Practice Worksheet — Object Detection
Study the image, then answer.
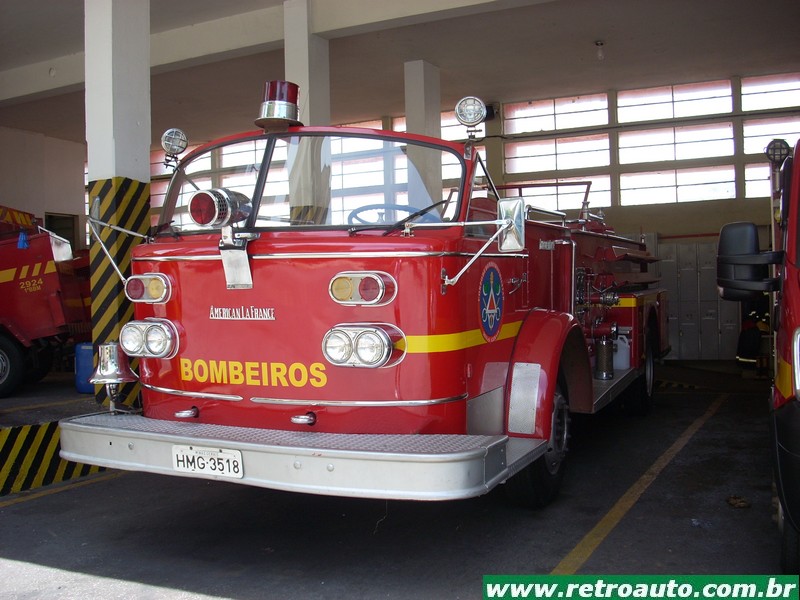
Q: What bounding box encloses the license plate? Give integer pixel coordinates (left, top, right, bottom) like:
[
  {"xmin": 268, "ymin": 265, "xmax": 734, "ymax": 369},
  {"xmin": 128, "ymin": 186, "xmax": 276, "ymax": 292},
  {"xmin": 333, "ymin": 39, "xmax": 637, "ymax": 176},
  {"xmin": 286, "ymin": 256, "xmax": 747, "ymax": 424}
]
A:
[{"xmin": 172, "ymin": 445, "xmax": 243, "ymax": 479}]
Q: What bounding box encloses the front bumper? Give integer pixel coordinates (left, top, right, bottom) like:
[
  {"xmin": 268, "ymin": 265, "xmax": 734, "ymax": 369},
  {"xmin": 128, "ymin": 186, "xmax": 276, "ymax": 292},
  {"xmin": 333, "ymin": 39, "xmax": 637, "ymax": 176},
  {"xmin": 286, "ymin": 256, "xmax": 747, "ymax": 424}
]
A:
[{"xmin": 59, "ymin": 413, "xmax": 530, "ymax": 501}]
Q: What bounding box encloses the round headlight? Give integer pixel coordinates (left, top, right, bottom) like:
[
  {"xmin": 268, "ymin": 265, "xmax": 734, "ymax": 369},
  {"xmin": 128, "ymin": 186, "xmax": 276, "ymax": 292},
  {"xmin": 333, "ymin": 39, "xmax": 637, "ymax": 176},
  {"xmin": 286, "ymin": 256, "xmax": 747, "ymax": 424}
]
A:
[
  {"xmin": 323, "ymin": 330, "xmax": 352, "ymax": 364},
  {"xmin": 120, "ymin": 325, "xmax": 144, "ymax": 355},
  {"xmin": 455, "ymin": 96, "xmax": 487, "ymax": 127},
  {"xmin": 144, "ymin": 325, "xmax": 170, "ymax": 357},
  {"xmin": 354, "ymin": 330, "xmax": 390, "ymax": 366}
]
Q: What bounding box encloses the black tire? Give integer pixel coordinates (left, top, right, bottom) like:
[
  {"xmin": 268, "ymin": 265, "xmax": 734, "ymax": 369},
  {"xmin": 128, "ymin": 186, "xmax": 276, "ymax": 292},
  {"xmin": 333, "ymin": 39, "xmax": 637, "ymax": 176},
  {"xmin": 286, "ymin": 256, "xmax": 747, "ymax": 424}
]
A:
[
  {"xmin": 626, "ymin": 330, "xmax": 655, "ymax": 416},
  {"xmin": 780, "ymin": 501, "xmax": 800, "ymax": 573},
  {"xmin": 505, "ymin": 386, "xmax": 570, "ymax": 509},
  {"xmin": 0, "ymin": 335, "xmax": 26, "ymax": 398},
  {"xmin": 25, "ymin": 345, "xmax": 53, "ymax": 383}
]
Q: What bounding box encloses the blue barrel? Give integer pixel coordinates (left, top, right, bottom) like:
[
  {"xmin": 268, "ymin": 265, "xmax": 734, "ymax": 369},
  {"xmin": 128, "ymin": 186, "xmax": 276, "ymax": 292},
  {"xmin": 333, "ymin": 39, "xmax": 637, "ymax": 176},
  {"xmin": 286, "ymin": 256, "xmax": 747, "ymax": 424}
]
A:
[{"xmin": 75, "ymin": 342, "xmax": 95, "ymax": 393}]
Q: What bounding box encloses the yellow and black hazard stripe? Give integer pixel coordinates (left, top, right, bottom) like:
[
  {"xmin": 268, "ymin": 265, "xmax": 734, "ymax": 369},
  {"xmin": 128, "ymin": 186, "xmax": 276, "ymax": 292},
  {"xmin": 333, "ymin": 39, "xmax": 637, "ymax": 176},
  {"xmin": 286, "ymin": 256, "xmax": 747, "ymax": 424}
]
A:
[
  {"xmin": 0, "ymin": 422, "xmax": 104, "ymax": 496},
  {"xmin": 88, "ymin": 176, "xmax": 150, "ymax": 406}
]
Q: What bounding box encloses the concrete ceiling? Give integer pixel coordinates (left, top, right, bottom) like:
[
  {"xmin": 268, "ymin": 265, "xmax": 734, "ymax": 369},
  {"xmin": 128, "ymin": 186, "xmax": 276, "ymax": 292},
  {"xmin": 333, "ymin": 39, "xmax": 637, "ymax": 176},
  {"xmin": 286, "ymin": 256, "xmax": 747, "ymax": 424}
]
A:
[{"xmin": 0, "ymin": 0, "xmax": 798, "ymax": 150}]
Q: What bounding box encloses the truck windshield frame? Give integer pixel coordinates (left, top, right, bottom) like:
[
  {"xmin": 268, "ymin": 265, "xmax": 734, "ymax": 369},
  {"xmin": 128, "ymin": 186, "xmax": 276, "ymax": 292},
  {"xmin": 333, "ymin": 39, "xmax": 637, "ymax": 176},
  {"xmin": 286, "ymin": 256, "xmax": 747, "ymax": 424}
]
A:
[{"xmin": 158, "ymin": 130, "xmax": 467, "ymax": 234}]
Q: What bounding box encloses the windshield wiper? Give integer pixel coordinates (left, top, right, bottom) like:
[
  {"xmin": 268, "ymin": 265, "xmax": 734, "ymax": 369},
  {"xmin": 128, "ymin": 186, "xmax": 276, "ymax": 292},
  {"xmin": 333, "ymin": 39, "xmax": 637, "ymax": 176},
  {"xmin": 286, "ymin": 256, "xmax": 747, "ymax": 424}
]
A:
[
  {"xmin": 382, "ymin": 200, "xmax": 449, "ymax": 236},
  {"xmin": 149, "ymin": 221, "xmax": 179, "ymax": 239},
  {"xmin": 347, "ymin": 200, "xmax": 449, "ymax": 236}
]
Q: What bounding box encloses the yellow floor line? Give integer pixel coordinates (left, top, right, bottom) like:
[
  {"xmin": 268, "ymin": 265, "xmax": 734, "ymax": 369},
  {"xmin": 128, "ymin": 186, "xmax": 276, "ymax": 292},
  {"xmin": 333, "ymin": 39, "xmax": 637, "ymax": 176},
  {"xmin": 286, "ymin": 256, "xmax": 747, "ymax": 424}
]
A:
[
  {"xmin": 0, "ymin": 398, "xmax": 91, "ymax": 414},
  {"xmin": 551, "ymin": 394, "xmax": 728, "ymax": 574},
  {"xmin": 0, "ymin": 471, "xmax": 124, "ymax": 509}
]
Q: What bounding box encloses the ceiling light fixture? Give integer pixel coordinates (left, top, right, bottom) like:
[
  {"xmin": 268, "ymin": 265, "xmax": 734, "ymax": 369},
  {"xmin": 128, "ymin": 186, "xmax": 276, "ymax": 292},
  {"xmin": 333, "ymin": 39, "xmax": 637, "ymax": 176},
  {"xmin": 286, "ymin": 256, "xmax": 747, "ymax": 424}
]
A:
[{"xmin": 595, "ymin": 40, "xmax": 605, "ymax": 61}]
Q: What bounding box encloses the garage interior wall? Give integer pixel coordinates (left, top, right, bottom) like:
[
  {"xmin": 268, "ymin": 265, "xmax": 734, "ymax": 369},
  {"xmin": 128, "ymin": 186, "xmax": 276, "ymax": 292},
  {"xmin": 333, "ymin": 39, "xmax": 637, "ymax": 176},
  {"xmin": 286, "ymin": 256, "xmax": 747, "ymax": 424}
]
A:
[
  {"xmin": 1, "ymin": 0, "xmax": 797, "ymax": 362},
  {"xmin": 0, "ymin": 126, "xmax": 86, "ymax": 242}
]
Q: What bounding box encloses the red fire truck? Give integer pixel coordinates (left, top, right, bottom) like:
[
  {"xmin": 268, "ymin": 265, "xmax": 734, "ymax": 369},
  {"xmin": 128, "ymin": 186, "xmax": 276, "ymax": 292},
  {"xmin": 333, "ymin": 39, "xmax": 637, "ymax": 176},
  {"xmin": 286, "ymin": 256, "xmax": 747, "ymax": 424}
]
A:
[
  {"xmin": 0, "ymin": 206, "xmax": 91, "ymax": 397},
  {"xmin": 60, "ymin": 81, "xmax": 668, "ymax": 506},
  {"xmin": 717, "ymin": 138, "xmax": 799, "ymax": 571}
]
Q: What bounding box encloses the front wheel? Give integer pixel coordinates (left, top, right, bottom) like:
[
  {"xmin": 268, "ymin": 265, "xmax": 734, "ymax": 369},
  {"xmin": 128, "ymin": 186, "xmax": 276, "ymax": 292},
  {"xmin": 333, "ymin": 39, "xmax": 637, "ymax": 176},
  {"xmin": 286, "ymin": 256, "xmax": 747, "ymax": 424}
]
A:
[
  {"xmin": 626, "ymin": 330, "xmax": 655, "ymax": 416},
  {"xmin": 25, "ymin": 345, "xmax": 53, "ymax": 383},
  {"xmin": 505, "ymin": 387, "xmax": 570, "ymax": 509},
  {"xmin": 0, "ymin": 335, "xmax": 25, "ymax": 398},
  {"xmin": 780, "ymin": 501, "xmax": 800, "ymax": 573}
]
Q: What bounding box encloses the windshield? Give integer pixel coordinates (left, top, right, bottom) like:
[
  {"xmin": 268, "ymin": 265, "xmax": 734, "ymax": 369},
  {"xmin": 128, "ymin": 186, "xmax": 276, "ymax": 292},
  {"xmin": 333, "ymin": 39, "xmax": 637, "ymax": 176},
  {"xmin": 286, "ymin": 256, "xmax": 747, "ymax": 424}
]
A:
[{"xmin": 161, "ymin": 132, "xmax": 465, "ymax": 231}]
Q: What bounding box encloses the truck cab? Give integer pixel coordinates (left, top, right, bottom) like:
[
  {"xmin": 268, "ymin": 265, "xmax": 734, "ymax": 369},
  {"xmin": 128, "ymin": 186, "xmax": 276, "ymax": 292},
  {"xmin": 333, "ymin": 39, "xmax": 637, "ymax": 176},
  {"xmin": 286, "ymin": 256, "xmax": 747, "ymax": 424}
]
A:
[{"xmin": 717, "ymin": 138, "xmax": 799, "ymax": 571}]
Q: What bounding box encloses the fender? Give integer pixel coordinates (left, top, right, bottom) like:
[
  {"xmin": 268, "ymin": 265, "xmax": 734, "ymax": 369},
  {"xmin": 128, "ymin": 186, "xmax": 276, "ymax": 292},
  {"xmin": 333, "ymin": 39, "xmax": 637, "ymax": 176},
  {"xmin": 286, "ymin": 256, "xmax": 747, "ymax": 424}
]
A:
[
  {"xmin": 505, "ymin": 308, "xmax": 591, "ymax": 440},
  {"xmin": 0, "ymin": 320, "xmax": 32, "ymax": 347}
]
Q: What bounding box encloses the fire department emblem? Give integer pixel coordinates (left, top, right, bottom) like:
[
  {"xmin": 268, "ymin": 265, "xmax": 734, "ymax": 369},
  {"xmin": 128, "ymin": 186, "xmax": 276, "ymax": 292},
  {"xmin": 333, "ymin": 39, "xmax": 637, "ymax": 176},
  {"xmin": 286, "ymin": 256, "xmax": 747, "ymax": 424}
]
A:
[{"xmin": 479, "ymin": 263, "xmax": 503, "ymax": 342}]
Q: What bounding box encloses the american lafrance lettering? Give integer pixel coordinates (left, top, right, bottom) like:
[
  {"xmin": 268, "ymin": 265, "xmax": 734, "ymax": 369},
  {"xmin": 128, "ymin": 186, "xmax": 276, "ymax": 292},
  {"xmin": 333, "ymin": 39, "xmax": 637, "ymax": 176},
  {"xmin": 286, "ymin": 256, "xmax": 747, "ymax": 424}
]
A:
[{"xmin": 209, "ymin": 305, "xmax": 276, "ymax": 320}]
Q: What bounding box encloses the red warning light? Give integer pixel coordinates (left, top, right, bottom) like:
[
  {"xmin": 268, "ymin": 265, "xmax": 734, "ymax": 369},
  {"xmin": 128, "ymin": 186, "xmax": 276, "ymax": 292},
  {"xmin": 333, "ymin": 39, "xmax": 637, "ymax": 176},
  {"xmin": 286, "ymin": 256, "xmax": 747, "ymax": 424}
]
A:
[
  {"xmin": 256, "ymin": 80, "xmax": 301, "ymax": 130},
  {"xmin": 263, "ymin": 80, "xmax": 298, "ymax": 104}
]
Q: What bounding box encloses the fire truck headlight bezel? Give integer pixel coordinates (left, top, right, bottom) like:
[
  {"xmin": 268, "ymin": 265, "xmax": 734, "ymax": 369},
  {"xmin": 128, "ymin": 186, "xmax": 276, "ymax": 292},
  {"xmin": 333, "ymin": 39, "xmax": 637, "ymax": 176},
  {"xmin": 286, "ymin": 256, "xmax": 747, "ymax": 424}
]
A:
[
  {"xmin": 354, "ymin": 330, "xmax": 392, "ymax": 366},
  {"xmin": 120, "ymin": 325, "xmax": 144, "ymax": 356},
  {"xmin": 322, "ymin": 324, "xmax": 404, "ymax": 368},
  {"xmin": 125, "ymin": 273, "xmax": 171, "ymax": 303},
  {"xmin": 328, "ymin": 272, "xmax": 397, "ymax": 306},
  {"xmin": 144, "ymin": 325, "xmax": 171, "ymax": 357},
  {"xmin": 120, "ymin": 319, "xmax": 179, "ymax": 359},
  {"xmin": 322, "ymin": 329, "xmax": 353, "ymax": 364}
]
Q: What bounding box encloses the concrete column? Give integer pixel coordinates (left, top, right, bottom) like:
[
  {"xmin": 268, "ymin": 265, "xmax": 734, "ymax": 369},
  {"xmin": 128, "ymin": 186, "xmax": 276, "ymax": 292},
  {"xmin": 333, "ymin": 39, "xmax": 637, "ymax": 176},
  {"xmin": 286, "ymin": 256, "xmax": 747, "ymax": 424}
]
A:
[
  {"xmin": 404, "ymin": 60, "xmax": 441, "ymax": 138},
  {"xmin": 84, "ymin": 0, "xmax": 151, "ymax": 407},
  {"xmin": 284, "ymin": 0, "xmax": 330, "ymax": 126},
  {"xmin": 404, "ymin": 60, "xmax": 442, "ymax": 204}
]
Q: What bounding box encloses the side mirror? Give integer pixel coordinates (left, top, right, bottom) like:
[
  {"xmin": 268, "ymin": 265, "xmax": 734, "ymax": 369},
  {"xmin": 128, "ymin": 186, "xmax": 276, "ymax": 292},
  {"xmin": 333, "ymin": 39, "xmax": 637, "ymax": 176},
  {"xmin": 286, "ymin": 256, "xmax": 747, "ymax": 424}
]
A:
[
  {"xmin": 498, "ymin": 197, "xmax": 525, "ymax": 252},
  {"xmin": 716, "ymin": 222, "xmax": 782, "ymax": 301}
]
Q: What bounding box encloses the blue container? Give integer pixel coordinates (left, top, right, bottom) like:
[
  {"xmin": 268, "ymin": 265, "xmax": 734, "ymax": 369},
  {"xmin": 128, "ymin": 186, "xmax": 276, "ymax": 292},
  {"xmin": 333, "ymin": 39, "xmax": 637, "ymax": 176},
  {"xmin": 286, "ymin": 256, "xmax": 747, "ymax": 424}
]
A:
[{"xmin": 75, "ymin": 342, "xmax": 95, "ymax": 394}]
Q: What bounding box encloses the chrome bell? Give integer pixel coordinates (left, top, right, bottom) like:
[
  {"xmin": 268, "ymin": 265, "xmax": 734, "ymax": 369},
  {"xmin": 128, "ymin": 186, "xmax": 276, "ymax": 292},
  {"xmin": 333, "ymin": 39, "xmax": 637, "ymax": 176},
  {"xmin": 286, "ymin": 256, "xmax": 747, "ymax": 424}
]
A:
[
  {"xmin": 90, "ymin": 342, "xmax": 137, "ymax": 385},
  {"xmin": 90, "ymin": 342, "xmax": 138, "ymax": 413}
]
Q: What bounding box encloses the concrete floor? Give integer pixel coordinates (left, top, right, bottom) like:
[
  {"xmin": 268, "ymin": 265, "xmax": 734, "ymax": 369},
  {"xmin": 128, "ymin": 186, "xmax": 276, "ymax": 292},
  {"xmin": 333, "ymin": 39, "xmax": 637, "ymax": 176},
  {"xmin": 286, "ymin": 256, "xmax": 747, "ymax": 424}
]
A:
[{"xmin": 0, "ymin": 361, "xmax": 779, "ymax": 598}]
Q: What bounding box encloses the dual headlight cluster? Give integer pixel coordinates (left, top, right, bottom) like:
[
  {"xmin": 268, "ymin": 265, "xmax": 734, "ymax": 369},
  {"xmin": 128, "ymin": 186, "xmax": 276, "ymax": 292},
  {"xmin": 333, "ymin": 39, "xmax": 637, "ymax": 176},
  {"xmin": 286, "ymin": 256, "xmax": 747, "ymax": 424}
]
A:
[
  {"xmin": 120, "ymin": 319, "xmax": 179, "ymax": 359},
  {"xmin": 322, "ymin": 325, "xmax": 403, "ymax": 368},
  {"xmin": 122, "ymin": 274, "xmax": 179, "ymax": 358}
]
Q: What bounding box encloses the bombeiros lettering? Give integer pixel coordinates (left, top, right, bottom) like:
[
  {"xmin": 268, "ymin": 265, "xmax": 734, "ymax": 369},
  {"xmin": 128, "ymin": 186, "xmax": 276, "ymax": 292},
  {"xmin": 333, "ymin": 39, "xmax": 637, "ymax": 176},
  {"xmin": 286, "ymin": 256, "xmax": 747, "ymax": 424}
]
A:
[
  {"xmin": 209, "ymin": 305, "xmax": 276, "ymax": 321},
  {"xmin": 180, "ymin": 358, "xmax": 327, "ymax": 388}
]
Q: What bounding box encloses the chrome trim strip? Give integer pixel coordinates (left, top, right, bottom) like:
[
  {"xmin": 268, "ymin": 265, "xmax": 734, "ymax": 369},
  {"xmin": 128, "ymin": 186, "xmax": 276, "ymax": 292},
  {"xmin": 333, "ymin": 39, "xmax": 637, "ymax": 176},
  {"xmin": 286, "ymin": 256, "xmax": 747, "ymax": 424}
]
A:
[
  {"xmin": 249, "ymin": 393, "xmax": 468, "ymax": 407},
  {"xmin": 134, "ymin": 255, "xmax": 221, "ymax": 262},
  {"xmin": 254, "ymin": 251, "xmax": 442, "ymax": 260},
  {"xmin": 134, "ymin": 251, "xmax": 527, "ymax": 262},
  {"xmin": 141, "ymin": 382, "xmax": 243, "ymax": 402}
]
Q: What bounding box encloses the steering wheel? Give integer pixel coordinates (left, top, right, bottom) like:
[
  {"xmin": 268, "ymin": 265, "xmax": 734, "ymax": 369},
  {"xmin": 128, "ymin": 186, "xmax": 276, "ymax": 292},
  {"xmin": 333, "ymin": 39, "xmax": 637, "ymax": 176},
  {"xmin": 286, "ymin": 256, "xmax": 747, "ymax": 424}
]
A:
[{"xmin": 347, "ymin": 203, "xmax": 441, "ymax": 225}]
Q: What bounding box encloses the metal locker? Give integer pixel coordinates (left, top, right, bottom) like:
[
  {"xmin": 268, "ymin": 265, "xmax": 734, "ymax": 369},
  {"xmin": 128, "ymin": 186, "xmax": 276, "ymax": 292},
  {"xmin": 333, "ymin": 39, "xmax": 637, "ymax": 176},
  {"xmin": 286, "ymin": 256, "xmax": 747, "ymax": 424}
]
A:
[
  {"xmin": 700, "ymin": 300, "xmax": 720, "ymax": 359},
  {"xmin": 719, "ymin": 298, "xmax": 740, "ymax": 360}
]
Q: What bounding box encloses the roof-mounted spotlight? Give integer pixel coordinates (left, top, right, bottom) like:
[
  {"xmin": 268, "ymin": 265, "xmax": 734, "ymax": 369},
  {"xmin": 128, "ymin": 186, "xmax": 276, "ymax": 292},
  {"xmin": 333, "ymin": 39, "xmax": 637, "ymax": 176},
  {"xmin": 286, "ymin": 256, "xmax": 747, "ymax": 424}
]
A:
[
  {"xmin": 455, "ymin": 96, "xmax": 487, "ymax": 128},
  {"xmin": 160, "ymin": 128, "xmax": 188, "ymax": 169},
  {"xmin": 455, "ymin": 96, "xmax": 488, "ymax": 141},
  {"xmin": 765, "ymin": 138, "xmax": 792, "ymax": 167}
]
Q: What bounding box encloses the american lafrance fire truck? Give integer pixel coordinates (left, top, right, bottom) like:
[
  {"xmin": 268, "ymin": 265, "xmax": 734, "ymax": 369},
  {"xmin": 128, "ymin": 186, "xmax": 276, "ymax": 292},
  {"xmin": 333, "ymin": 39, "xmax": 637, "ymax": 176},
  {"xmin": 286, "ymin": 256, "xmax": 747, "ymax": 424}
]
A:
[{"xmin": 60, "ymin": 81, "xmax": 669, "ymax": 506}]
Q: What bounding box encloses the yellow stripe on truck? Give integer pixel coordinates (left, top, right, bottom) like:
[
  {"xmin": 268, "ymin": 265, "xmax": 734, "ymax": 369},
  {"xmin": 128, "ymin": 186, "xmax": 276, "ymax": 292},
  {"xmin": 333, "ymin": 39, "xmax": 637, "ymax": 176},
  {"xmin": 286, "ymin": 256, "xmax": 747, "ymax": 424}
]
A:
[{"xmin": 403, "ymin": 320, "xmax": 522, "ymax": 353}]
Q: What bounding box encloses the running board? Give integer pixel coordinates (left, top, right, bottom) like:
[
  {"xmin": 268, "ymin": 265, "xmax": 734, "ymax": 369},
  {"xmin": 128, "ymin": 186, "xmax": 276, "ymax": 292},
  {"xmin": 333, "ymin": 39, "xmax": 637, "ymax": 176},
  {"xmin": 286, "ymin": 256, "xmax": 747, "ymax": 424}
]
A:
[{"xmin": 591, "ymin": 367, "xmax": 640, "ymax": 412}]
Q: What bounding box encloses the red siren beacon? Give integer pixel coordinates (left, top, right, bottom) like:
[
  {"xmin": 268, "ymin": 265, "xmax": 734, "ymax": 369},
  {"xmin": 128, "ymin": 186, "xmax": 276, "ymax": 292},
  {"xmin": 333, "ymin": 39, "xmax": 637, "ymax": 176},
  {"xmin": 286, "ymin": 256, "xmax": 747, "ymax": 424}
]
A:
[{"xmin": 255, "ymin": 80, "xmax": 302, "ymax": 130}]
